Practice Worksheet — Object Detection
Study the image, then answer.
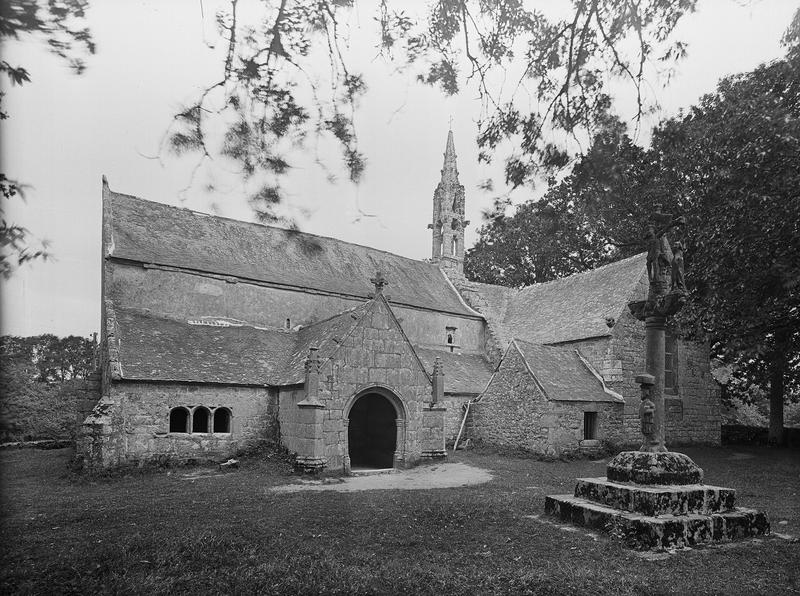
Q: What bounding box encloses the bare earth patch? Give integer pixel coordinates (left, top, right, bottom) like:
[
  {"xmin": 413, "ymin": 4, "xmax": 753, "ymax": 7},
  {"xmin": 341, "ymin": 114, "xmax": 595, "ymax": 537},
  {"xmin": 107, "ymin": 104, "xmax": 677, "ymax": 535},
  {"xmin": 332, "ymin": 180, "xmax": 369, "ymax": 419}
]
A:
[{"xmin": 269, "ymin": 462, "xmax": 492, "ymax": 493}]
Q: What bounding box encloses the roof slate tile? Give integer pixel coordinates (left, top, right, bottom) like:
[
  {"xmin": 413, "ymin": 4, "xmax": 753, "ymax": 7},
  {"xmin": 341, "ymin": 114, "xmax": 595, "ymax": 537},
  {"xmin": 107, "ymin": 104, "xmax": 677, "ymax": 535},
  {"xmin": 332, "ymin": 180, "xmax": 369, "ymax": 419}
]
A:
[
  {"xmin": 514, "ymin": 340, "xmax": 622, "ymax": 403},
  {"xmin": 107, "ymin": 190, "xmax": 476, "ymax": 317}
]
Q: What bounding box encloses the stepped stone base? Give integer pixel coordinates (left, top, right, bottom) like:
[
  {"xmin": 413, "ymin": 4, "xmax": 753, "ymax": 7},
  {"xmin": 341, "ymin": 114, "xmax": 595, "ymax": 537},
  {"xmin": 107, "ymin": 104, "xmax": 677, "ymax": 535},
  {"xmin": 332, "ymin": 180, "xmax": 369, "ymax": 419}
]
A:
[
  {"xmin": 545, "ymin": 451, "xmax": 769, "ymax": 549},
  {"xmin": 545, "ymin": 495, "xmax": 769, "ymax": 549}
]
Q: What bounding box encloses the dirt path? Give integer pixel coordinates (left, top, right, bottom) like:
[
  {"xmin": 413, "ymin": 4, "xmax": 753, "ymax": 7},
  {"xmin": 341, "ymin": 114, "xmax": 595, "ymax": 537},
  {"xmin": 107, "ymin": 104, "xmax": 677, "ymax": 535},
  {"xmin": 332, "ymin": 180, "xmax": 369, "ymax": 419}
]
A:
[{"xmin": 269, "ymin": 462, "xmax": 493, "ymax": 493}]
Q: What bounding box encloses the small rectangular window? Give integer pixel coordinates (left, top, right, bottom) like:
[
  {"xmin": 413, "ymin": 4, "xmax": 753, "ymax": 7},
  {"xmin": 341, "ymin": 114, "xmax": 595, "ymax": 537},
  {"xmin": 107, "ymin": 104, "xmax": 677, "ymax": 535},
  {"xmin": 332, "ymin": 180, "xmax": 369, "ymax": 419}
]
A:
[
  {"xmin": 665, "ymin": 331, "xmax": 678, "ymax": 393},
  {"xmin": 584, "ymin": 412, "xmax": 598, "ymax": 440}
]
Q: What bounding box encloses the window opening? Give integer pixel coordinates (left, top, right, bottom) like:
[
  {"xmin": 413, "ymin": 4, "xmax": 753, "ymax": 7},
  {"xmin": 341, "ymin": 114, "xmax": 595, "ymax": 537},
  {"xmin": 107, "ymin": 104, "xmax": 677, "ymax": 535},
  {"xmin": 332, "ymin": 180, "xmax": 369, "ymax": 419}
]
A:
[
  {"xmin": 213, "ymin": 408, "xmax": 231, "ymax": 433},
  {"xmin": 192, "ymin": 407, "xmax": 210, "ymax": 433},
  {"xmin": 665, "ymin": 331, "xmax": 677, "ymax": 392},
  {"xmin": 451, "ymin": 236, "xmax": 457, "ymax": 255},
  {"xmin": 584, "ymin": 412, "xmax": 598, "ymax": 440},
  {"xmin": 169, "ymin": 407, "xmax": 189, "ymax": 433},
  {"xmin": 445, "ymin": 326, "xmax": 457, "ymax": 352}
]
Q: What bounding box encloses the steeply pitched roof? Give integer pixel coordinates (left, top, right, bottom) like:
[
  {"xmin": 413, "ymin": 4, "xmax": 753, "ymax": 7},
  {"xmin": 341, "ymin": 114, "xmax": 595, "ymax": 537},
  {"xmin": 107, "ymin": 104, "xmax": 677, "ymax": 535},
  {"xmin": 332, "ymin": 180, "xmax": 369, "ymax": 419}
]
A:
[
  {"xmin": 514, "ymin": 340, "xmax": 623, "ymax": 403},
  {"xmin": 415, "ymin": 347, "xmax": 494, "ymax": 395},
  {"xmin": 500, "ymin": 254, "xmax": 647, "ymax": 344},
  {"xmin": 105, "ymin": 188, "xmax": 478, "ymax": 317}
]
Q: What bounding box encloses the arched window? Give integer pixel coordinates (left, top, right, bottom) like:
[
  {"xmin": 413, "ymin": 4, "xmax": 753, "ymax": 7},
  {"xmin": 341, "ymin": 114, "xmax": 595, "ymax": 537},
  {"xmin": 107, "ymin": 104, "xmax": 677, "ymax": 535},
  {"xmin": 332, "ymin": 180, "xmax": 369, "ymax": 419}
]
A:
[
  {"xmin": 451, "ymin": 236, "xmax": 458, "ymax": 255},
  {"xmin": 169, "ymin": 407, "xmax": 189, "ymax": 433},
  {"xmin": 213, "ymin": 408, "xmax": 231, "ymax": 433},
  {"xmin": 192, "ymin": 407, "xmax": 210, "ymax": 433}
]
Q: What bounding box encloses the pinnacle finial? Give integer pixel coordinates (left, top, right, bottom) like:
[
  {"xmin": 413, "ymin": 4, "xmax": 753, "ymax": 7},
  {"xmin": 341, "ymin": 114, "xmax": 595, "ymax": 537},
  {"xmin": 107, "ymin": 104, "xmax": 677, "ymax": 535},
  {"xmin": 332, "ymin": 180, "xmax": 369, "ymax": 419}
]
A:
[
  {"xmin": 370, "ymin": 271, "xmax": 388, "ymax": 294},
  {"xmin": 442, "ymin": 128, "xmax": 457, "ymax": 176}
]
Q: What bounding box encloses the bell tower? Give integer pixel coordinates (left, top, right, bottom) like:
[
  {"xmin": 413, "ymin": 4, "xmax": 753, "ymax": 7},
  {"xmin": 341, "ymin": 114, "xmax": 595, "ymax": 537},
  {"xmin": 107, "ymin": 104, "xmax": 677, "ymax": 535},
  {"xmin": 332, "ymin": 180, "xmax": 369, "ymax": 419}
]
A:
[{"xmin": 428, "ymin": 129, "xmax": 468, "ymax": 275}]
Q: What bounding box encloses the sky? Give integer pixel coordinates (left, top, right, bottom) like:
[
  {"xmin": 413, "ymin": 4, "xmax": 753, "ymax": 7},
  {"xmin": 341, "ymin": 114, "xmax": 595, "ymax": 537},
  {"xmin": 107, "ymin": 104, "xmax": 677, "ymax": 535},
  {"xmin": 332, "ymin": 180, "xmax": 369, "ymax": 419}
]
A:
[{"xmin": 0, "ymin": 0, "xmax": 797, "ymax": 338}]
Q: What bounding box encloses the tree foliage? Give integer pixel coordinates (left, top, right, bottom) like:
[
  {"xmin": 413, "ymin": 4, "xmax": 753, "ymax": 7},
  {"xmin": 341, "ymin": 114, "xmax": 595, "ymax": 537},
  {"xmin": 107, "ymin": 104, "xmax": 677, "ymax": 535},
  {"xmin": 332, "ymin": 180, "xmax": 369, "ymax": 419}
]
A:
[
  {"xmin": 465, "ymin": 35, "xmax": 800, "ymax": 440},
  {"xmin": 0, "ymin": 334, "xmax": 96, "ymax": 383},
  {"xmin": 0, "ymin": 0, "xmax": 94, "ymax": 276},
  {"xmin": 168, "ymin": 0, "xmax": 697, "ymax": 220}
]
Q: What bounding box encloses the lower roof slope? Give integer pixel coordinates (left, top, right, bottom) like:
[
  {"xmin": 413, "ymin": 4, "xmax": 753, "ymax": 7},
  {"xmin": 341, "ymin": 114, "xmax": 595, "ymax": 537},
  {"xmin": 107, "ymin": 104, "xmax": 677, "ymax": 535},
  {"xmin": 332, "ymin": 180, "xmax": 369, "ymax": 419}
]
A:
[
  {"xmin": 110, "ymin": 302, "xmax": 489, "ymax": 394},
  {"xmin": 415, "ymin": 347, "xmax": 494, "ymax": 395},
  {"xmin": 514, "ymin": 340, "xmax": 622, "ymax": 403},
  {"xmin": 113, "ymin": 307, "xmax": 297, "ymax": 385}
]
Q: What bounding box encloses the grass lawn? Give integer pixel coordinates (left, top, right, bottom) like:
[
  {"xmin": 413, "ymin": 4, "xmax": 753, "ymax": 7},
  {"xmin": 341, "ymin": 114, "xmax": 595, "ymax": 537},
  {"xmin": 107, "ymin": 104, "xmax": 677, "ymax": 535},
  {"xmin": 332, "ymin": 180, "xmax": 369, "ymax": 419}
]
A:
[{"xmin": 1, "ymin": 445, "xmax": 798, "ymax": 595}]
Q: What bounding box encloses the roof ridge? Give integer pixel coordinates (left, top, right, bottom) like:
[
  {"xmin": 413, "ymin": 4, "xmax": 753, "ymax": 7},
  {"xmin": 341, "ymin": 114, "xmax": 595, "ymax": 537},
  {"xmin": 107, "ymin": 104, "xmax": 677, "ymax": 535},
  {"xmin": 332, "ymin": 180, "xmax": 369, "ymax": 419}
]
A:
[{"xmin": 517, "ymin": 252, "xmax": 647, "ymax": 293}]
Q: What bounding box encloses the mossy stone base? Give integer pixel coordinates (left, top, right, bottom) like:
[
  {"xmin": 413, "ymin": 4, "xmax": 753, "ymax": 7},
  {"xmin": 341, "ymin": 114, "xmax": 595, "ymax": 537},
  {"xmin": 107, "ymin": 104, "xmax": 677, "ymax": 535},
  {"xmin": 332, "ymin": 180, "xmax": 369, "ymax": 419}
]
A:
[
  {"xmin": 544, "ymin": 495, "xmax": 770, "ymax": 549},
  {"xmin": 606, "ymin": 450, "xmax": 703, "ymax": 485},
  {"xmin": 575, "ymin": 477, "xmax": 736, "ymax": 517}
]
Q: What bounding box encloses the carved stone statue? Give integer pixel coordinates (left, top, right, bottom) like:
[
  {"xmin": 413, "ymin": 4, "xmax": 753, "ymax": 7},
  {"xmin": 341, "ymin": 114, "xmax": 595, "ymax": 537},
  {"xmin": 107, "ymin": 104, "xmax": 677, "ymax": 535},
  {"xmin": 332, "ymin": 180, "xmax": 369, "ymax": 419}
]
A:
[
  {"xmin": 671, "ymin": 241, "xmax": 686, "ymax": 294},
  {"xmin": 645, "ymin": 225, "xmax": 659, "ymax": 283},
  {"xmin": 636, "ymin": 373, "xmax": 657, "ymax": 450}
]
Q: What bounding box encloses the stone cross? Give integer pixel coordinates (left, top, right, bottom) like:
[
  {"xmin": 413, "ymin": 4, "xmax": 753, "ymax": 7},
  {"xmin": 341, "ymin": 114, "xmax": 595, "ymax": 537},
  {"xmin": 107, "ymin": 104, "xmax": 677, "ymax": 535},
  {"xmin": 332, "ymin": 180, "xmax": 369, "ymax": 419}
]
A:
[{"xmin": 628, "ymin": 206, "xmax": 690, "ymax": 452}]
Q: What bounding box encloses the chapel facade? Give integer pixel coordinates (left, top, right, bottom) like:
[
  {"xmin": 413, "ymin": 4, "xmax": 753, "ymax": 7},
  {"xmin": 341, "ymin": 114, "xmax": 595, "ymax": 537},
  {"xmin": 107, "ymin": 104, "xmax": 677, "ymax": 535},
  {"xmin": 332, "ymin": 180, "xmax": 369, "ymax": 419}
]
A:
[{"xmin": 77, "ymin": 131, "xmax": 721, "ymax": 471}]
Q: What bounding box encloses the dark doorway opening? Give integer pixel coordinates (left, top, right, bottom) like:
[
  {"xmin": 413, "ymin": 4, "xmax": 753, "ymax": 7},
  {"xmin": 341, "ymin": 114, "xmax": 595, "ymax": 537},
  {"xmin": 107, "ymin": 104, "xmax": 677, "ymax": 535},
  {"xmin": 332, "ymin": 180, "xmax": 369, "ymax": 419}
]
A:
[{"xmin": 348, "ymin": 393, "xmax": 397, "ymax": 469}]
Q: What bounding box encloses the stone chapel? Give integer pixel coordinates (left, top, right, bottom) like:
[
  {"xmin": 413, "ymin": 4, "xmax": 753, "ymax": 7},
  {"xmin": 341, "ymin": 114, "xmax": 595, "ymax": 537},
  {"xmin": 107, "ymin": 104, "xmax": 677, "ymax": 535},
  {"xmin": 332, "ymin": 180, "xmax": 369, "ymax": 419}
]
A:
[{"xmin": 77, "ymin": 131, "xmax": 721, "ymax": 471}]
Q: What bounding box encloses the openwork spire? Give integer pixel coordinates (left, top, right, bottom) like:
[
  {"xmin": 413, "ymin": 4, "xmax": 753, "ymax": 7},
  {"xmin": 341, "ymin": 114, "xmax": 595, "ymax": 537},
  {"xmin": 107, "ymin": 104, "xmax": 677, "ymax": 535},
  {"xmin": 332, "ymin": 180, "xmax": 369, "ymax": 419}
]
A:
[
  {"xmin": 441, "ymin": 129, "xmax": 459, "ymax": 185},
  {"xmin": 429, "ymin": 128, "xmax": 468, "ymax": 275}
]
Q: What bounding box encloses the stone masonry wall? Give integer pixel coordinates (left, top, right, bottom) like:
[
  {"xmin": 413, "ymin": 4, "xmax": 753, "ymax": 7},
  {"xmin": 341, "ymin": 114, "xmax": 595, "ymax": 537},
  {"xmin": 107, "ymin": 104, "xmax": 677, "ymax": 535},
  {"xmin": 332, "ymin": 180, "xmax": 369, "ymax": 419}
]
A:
[
  {"xmin": 468, "ymin": 346, "xmax": 623, "ymax": 456},
  {"xmin": 77, "ymin": 382, "xmax": 279, "ymax": 468},
  {"xmin": 553, "ymin": 307, "xmax": 720, "ymax": 447},
  {"xmin": 107, "ymin": 262, "xmax": 485, "ymax": 353},
  {"xmin": 440, "ymin": 394, "xmax": 475, "ymax": 444}
]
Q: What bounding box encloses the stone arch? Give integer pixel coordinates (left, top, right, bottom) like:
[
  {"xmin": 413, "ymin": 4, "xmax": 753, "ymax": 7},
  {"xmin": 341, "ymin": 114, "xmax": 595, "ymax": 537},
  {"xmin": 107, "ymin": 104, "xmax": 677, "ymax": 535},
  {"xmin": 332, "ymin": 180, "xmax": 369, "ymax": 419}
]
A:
[{"xmin": 344, "ymin": 386, "xmax": 407, "ymax": 471}]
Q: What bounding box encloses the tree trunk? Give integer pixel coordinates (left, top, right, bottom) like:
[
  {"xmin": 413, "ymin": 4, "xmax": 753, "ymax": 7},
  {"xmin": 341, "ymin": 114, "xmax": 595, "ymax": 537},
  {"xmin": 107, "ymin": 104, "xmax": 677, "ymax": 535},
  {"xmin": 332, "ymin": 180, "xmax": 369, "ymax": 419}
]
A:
[{"xmin": 768, "ymin": 333, "xmax": 787, "ymax": 446}]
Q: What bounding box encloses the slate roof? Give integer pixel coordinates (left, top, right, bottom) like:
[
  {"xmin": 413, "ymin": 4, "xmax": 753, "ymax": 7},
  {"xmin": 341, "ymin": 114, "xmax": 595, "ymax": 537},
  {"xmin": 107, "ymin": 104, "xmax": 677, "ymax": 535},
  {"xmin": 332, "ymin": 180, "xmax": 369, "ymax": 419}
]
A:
[
  {"xmin": 415, "ymin": 347, "xmax": 494, "ymax": 395},
  {"xmin": 514, "ymin": 340, "xmax": 623, "ymax": 403},
  {"xmin": 500, "ymin": 254, "xmax": 647, "ymax": 345},
  {"xmin": 277, "ymin": 303, "xmax": 370, "ymax": 385},
  {"xmin": 106, "ymin": 189, "xmax": 477, "ymax": 317},
  {"xmin": 113, "ymin": 307, "xmax": 297, "ymax": 385}
]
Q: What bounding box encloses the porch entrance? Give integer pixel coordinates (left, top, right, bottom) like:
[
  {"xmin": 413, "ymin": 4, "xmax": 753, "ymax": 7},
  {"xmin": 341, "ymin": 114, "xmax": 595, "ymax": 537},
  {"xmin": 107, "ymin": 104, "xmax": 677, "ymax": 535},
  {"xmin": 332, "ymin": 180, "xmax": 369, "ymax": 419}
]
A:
[{"xmin": 347, "ymin": 392, "xmax": 397, "ymax": 469}]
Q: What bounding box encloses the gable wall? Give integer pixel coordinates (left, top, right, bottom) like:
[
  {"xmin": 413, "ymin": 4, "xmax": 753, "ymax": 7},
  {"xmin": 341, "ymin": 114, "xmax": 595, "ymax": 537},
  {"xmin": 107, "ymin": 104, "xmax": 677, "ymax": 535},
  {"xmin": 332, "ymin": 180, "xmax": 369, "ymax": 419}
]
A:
[
  {"xmin": 468, "ymin": 346, "xmax": 623, "ymax": 455},
  {"xmin": 105, "ymin": 261, "xmax": 485, "ymax": 353},
  {"xmin": 313, "ymin": 298, "xmax": 436, "ymax": 469}
]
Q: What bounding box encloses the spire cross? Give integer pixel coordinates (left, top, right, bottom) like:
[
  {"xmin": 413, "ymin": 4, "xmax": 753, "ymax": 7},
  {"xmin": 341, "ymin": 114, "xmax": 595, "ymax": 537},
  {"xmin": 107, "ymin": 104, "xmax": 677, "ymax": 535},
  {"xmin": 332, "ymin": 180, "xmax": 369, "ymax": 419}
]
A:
[{"xmin": 370, "ymin": 271, "xmax": 389, "ymax": 294}]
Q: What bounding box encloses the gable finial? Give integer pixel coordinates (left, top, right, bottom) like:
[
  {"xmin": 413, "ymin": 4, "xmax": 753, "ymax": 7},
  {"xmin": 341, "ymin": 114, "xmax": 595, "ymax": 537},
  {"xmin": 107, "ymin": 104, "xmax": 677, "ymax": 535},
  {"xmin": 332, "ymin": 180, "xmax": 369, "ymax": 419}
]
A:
[{"xmin": 370, "ymin": 270, "xmax": 389, "ymax": 294}]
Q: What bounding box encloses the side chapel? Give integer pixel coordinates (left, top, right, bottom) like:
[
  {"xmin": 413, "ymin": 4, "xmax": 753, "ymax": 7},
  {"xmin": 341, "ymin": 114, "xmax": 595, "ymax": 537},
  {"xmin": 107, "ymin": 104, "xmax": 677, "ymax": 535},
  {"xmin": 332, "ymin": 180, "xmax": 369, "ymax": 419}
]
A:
[{"xmin": 77, "ymin": 131, "xmax": 721, "ymax": 471}]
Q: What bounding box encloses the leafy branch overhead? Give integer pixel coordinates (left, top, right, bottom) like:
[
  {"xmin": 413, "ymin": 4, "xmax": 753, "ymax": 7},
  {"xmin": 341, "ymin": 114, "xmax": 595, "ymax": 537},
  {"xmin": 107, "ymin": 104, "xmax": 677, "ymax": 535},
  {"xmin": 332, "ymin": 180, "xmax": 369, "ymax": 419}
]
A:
[
  {"xmin": 465, "ymin": 40, "xmax": 800, "ymax": 438},
  {"xmin": 168, "ymin": 0, "xmax": 697, "ymax": 218},
  {"xmin": 0, "ymin": 0, "xmax": 95, "ymax": 277}
]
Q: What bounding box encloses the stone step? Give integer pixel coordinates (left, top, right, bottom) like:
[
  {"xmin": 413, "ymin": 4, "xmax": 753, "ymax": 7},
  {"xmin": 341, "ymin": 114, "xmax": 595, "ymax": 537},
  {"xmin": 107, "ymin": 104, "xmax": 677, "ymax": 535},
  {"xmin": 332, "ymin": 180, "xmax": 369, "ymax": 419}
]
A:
[
  {"xmin": 574, "ymin": 477, "xmax": 737, "ymax": 516},
  {"xmin": 349, "ymin": 467, "xmax": 398, "ymax": 477},
  {"xmin": 545, "ymin": 494, "xmax": 769, "ymax": 549}
]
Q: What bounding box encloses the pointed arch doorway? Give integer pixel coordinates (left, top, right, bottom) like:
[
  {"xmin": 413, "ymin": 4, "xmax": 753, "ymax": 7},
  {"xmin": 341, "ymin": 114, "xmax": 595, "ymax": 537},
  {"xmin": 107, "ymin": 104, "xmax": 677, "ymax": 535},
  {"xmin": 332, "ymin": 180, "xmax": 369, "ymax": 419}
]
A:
[{"xmin": 345, "ymin": 387, "xmax": 405, "ymax": 470}]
